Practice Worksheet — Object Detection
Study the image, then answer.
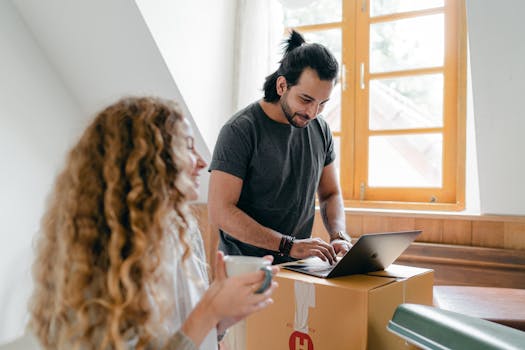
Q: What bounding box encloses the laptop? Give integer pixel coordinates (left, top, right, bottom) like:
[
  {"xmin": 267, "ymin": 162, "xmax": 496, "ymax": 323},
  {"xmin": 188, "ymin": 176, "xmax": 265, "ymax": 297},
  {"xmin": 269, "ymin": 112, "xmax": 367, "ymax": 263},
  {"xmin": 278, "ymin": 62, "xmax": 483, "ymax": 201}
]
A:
[{"xmin": 283, "ymin": 230, "xmax": 421, "ymax": 278}]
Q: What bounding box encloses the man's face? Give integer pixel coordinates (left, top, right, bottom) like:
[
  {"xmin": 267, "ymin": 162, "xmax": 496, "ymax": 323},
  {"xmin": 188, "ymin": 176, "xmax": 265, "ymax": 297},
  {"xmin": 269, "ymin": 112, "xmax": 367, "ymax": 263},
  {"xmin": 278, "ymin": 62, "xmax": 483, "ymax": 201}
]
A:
[{"xmin": 278, "ymin": 67, "xmax": 334, "ymax": 128}]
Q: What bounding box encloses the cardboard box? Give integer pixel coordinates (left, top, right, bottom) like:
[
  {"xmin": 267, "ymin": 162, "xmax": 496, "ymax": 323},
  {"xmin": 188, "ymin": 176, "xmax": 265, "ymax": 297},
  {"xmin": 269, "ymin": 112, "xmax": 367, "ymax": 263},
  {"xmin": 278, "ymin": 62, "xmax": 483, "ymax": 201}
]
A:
[{"xmin": 246, "ymin": 264, "xmax": 433, "ymax": 350}]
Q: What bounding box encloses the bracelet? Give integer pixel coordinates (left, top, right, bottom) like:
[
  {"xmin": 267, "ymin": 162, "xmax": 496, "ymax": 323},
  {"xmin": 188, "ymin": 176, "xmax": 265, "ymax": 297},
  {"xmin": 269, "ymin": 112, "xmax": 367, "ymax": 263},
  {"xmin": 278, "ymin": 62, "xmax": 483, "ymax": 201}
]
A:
[
  {"xmin": 217, "ymin": 329, "xmax": 228, "ymax": 343},
  {"xmin": 278, "ymin": 235, "xmax": 295, "ymax": 256}
]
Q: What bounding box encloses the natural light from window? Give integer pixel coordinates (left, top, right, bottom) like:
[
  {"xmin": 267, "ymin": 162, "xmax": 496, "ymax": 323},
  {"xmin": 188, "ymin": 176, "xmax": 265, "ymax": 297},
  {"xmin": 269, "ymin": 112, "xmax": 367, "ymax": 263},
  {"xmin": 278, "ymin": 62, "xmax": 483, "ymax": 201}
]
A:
[{"xmin": 282, "ymin": 0, "xmax": 447, "ymax": 191}]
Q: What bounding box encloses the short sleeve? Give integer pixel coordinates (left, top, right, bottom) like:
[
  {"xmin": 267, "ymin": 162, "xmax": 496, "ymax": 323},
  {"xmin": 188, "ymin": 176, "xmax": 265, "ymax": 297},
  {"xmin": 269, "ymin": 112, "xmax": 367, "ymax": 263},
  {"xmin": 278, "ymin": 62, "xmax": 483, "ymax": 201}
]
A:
[
  {"xmin": 322, "ymin": 120, "xmax": 336, "ymax": 167},
  {"xmin": 209, "ymin": 121, "xmax": 253, "ymax": 180}
]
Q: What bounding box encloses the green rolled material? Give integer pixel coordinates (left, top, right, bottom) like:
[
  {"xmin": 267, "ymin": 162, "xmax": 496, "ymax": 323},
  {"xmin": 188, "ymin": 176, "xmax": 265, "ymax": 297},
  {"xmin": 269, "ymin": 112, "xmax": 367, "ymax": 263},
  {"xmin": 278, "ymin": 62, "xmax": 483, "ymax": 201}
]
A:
[{"xmin": 388, "ymin": 303, "xmax": 525, "ymax": 350}]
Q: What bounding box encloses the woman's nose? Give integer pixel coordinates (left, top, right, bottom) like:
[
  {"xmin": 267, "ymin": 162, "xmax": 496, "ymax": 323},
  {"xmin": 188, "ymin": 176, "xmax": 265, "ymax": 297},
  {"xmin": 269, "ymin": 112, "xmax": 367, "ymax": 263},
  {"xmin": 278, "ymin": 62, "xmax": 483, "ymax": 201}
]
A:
[{"xmin": 196, "ymin": 153, "xmax": 207, "ymax": 169}]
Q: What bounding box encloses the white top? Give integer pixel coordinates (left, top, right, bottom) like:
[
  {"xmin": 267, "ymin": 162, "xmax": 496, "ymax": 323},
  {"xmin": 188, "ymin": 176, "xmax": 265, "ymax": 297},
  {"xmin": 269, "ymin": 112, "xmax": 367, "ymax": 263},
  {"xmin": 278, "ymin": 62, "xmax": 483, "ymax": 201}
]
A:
[
  {"xmin": 2, "ymin": 224, "xmax": 216, "ymax": 350},
  {"xmin": 167, "ymin": 222, "xmax": 217, "ymax": 350}
]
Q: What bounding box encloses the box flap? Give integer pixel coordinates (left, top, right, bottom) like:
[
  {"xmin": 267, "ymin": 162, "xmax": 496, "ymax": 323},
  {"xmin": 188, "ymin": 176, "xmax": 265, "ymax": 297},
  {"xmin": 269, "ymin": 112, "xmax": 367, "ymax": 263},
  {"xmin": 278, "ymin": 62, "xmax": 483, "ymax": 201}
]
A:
[
  {"xmin": 367, "ymin": 264, "xmax": 432, "ymax": 279},
  {"xmin": 277, "ymin": 270, "xmax": 396, "ymax": 290}
]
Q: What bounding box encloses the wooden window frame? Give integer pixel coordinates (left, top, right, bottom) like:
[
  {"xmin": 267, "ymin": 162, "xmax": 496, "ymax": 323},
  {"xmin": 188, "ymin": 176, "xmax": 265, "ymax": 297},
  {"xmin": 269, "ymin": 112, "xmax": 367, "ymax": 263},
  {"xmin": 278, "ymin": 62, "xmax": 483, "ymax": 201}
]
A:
[{"xmin": 289, "ymin": 0, "xmax": 467, "ymax": 211}]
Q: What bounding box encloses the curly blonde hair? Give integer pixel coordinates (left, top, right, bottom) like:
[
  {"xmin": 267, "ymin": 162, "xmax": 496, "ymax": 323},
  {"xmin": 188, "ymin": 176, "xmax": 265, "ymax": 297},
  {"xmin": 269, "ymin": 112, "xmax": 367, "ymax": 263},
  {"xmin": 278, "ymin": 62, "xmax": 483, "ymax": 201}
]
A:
[{"xmin": 29, "ymin": 97, "xmax": 194, "ymax": 349}]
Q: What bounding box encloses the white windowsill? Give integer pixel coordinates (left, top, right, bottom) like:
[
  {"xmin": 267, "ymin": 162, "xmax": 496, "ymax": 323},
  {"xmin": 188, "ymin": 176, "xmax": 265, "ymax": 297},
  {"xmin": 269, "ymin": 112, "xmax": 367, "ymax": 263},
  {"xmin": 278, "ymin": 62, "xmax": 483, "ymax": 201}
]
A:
[{"xmin": 315, "ymin": 206, "xmax": 525, "ymax": 223}]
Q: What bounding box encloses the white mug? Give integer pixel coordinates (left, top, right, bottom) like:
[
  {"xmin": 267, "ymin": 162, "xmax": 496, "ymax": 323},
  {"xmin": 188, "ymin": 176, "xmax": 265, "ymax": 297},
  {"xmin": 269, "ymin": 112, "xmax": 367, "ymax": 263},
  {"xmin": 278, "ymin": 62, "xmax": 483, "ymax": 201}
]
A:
[{"xmin": 224, "ymin": 255, "xmax": 272, "ymax": 293}]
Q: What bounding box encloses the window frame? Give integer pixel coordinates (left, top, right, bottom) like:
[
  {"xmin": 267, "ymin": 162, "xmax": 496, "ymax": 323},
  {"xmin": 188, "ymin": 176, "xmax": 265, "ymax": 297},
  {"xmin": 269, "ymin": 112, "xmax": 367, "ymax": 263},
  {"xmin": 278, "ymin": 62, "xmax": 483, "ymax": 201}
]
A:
[{"xmin": 286, "ymin": 0, "xmax": 467, "ymax": 211}]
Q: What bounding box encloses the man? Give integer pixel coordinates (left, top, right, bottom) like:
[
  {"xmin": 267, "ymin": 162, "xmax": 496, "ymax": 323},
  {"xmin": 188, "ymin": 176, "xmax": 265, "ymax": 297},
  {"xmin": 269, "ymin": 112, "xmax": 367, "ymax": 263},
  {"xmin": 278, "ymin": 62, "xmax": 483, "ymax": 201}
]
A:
[{"xmin": 208, "ymin": 30, "xmax": 351, "ymax": 264}]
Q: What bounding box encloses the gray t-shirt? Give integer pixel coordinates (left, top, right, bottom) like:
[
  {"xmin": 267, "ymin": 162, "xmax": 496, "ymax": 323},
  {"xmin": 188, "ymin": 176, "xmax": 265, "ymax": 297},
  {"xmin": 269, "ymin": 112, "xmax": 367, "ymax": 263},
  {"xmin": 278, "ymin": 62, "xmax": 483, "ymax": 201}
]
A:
[{"xmin": 209, "ymin": 102, "xmax": 335, "ymax": 263}]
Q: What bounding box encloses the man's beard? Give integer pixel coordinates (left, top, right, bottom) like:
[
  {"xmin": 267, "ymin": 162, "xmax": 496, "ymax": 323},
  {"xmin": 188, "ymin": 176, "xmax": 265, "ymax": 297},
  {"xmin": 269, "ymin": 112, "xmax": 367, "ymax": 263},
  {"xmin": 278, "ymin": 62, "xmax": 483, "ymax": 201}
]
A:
[{"xmin": 280, "ymin": 98, "xmax": 309, "ymax": 129}]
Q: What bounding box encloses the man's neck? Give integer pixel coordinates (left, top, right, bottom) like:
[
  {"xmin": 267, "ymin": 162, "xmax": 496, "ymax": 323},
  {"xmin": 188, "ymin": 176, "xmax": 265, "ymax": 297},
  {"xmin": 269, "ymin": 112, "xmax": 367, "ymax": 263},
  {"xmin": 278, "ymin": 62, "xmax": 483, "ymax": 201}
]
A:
[{"xmin": 258, "ymin": 100, "xmax": 288, "ymax": 125}]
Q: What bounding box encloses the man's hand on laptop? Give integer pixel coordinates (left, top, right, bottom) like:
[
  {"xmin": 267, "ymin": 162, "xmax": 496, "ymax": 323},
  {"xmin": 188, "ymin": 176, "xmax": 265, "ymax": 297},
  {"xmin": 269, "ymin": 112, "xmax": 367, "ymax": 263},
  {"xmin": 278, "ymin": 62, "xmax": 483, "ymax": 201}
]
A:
[
  {"xmin": 289, "ymin": 237, "xmax": 337, "ymax": 265},
  {"xmin": 329, "ymin": 231, "xmax": 353, "ymax": 256},
  {"xmin": 331, "ymin": 239, "xmax": 352, "ymax": 256}
]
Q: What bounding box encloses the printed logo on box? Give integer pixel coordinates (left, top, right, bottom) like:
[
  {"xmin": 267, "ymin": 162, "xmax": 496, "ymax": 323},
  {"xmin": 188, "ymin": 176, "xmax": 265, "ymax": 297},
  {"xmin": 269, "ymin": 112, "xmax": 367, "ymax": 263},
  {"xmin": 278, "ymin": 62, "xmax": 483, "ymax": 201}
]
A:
[{"xmin": 289, "ymin": 331, "xmax": 313, "ymax": 350}]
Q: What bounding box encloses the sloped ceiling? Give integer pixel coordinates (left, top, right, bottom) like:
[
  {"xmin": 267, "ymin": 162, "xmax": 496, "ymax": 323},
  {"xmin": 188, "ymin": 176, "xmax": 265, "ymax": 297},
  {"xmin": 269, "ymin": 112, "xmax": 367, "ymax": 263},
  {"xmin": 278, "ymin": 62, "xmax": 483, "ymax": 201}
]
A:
[{"xmin": 13, "ymin": 0, "xmax": 211, "ymax": 201}]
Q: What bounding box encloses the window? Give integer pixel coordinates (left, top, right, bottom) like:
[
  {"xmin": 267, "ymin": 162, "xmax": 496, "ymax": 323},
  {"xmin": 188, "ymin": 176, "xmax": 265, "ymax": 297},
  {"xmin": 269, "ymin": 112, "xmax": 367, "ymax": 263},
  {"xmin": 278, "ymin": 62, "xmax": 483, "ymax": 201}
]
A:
[
  {"xmin": 353, "ymin": 0, "xmax": 467, "ymax": 210},
  {"xmin": 281, "ymin": 0, "xmax": 467, "ymax": 210}
]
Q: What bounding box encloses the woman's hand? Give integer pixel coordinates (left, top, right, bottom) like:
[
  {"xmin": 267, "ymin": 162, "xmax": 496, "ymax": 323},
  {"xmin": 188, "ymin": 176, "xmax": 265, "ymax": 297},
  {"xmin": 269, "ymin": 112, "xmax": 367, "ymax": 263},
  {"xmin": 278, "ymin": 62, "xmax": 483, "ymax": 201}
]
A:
[
  {"xmin": 207, "ymin": 252, "xmax": 278, "ymax": 321},
  {"xmin": 215, "ymin": 254, "xmax": 279, "ymax": 334},
  {"xmin": 181, "ymin": 253, "xmax": 278, "ymax": 347}
]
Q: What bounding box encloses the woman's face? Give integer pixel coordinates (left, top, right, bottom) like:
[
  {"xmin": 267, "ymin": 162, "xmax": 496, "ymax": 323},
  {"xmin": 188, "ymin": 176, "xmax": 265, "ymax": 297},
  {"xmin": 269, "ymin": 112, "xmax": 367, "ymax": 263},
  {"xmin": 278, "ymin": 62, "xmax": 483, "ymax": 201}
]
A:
[{"xmin": 180, "ymin": 119, "xmax": 207, "ymax": 201}]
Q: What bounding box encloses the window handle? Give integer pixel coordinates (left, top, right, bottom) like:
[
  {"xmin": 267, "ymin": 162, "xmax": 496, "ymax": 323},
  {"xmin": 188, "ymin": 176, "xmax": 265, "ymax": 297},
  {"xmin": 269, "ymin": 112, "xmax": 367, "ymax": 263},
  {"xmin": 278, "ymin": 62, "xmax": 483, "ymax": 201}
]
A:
[{"xmin": 360, "ymin": 62, "xmax": 366, "ymax": 90}]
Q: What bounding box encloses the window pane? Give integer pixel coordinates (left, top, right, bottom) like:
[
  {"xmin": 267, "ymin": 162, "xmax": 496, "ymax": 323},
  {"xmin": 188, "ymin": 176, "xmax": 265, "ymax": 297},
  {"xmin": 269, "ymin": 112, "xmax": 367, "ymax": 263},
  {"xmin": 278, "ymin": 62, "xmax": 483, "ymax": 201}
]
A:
[
  {"xmin": 369, "ymin": 74, "xmax": 443, "ymax": 130},
  {"xmin": 333, "ymin": 136, "xmax": 341, "ymax": 178},
  {"xmin": 370, "ymin": 14, "xmax": 444, "ymax": 73},
  {"xmin": 321, "ymin": 85, "xmax": 341, "ymax": 132},
  {"xmin": 282, "ymin": 0, "xmax": 342, "ymax": 27},
  {"xmin": 303, "ymin": 29, "xmax": 342, "ymax": 132},
  {"xmin": 371, "ymin": 0, "xmax": 444, "ymax": 17},
  {"xmin": 368, "ymin": 134, "xmax": 442, "ymax": 187},
  {"xmin": 303, "ymin": 29, "xmax": 341, "ymax": 63}
]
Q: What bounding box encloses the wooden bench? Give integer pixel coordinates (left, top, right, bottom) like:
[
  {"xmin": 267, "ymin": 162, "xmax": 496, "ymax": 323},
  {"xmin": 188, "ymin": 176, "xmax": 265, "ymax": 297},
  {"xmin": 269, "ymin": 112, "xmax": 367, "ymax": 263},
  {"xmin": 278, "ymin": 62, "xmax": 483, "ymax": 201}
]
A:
[
  {"xmin": 433, "ymin": 285, "xmax": 525, "ymax": 331},
  {"xmin": 395, "ymin": 242, "xmax": 525, "ymax": 288},
  {"xmin": 395, "ymin": 243, "xmax": 525, "ymax": 332}
]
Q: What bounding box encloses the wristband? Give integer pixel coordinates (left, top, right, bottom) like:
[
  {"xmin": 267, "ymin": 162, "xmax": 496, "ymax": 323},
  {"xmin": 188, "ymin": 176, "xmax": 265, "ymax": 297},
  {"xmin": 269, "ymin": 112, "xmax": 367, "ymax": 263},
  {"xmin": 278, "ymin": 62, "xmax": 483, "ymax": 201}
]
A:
[
  {"xmin": 217, "ymin": 329, "xmax": 228, "ymax": 343},
  {"xmin": 278, "ymin": 235, "xmax": 295, "ymax": 256}
]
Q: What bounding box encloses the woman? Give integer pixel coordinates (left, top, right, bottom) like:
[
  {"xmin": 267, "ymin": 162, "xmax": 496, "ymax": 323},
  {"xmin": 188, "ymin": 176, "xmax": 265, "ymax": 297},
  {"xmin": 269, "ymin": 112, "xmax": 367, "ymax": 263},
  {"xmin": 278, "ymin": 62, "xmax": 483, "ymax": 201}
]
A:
[{"xmin": 26, "ymin": 97, "xmax": 277, "ymax": 349}]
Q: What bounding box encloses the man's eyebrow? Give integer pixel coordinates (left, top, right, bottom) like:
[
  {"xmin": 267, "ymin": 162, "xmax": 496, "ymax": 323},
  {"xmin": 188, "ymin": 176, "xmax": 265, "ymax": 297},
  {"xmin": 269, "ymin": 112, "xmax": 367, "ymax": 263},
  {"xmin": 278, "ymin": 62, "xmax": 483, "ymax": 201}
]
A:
[
  {"xmin": 300, "ymin": 93, "xmax": 314, "ymax": 100},
  {"xmin": 300, "ymin": 93, "xmax": 330, "ymax": 104}
]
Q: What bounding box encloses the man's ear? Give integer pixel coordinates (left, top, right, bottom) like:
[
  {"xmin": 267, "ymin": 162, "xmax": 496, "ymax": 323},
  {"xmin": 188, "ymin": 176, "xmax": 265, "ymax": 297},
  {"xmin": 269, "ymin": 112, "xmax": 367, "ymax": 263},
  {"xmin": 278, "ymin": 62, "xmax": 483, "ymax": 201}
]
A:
[{"xmin": 276, "ymin": 76, "xmax": 288, "ymax": 97}]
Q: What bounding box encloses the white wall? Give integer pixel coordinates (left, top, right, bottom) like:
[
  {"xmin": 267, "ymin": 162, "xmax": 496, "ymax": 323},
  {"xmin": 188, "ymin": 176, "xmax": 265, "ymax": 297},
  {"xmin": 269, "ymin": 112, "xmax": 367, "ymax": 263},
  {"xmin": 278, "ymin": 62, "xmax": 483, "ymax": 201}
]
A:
[
  {"xmin": 467, "ymin": 0, "xmax": 525, "ymax": 215},
  {"xmin": 0, "ymin": 0, "xmax": 236, "ymax": 343},
  {"xmin": 135, "ymin": 0, "xmax": 237, "ymax": 152},
  {"xmin": 464, "ymin": 47, "xmax": 481, "ymax": 213},
  {"xmin": 13, "ymin": 0, "xmax": 212, "ymax": 201},
  {"xmin": 0, "ymin": 1, "xmax": 84, "ymax": 342}
]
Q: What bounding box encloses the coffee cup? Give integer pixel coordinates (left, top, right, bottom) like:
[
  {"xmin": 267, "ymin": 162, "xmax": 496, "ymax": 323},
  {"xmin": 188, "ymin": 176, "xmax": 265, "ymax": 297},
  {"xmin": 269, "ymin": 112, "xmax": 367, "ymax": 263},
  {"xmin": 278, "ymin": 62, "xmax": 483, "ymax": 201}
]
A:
[{"xmin": 224, "ymin": 255, "xmax": 272, "ymax": 294}]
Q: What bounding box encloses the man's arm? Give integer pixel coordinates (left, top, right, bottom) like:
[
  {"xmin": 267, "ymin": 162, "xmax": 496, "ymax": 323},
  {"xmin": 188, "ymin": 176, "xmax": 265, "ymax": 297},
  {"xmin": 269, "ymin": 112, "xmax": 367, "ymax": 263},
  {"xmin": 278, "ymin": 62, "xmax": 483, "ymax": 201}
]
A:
[
  {"xmin": 208, "ymin": 170, "xmax": 282, "ymax": 251},
  {"xmin": 317, "ymin": 162, "xmax": 351, "ymax": 254},
  {"xmin": 208, "ymin": 170, "xmax": 337, "ymax": 263}
]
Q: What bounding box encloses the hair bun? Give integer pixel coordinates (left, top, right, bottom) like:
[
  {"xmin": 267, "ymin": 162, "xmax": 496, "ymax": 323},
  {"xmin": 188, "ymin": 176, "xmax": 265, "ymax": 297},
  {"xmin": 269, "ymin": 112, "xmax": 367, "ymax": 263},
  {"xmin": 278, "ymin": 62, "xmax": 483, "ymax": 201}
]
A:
[{"xmin": 283, "ymin": 29, "xmax": 306, "ymax": 55}]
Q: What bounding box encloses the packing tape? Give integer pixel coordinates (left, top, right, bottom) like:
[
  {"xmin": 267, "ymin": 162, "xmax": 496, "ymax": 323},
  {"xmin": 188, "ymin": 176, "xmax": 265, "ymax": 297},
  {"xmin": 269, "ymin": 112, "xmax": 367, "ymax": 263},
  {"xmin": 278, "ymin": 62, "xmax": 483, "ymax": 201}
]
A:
[{"xmin": 294, "ymin": 280, "xmax": 315, "ymax": 334}]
